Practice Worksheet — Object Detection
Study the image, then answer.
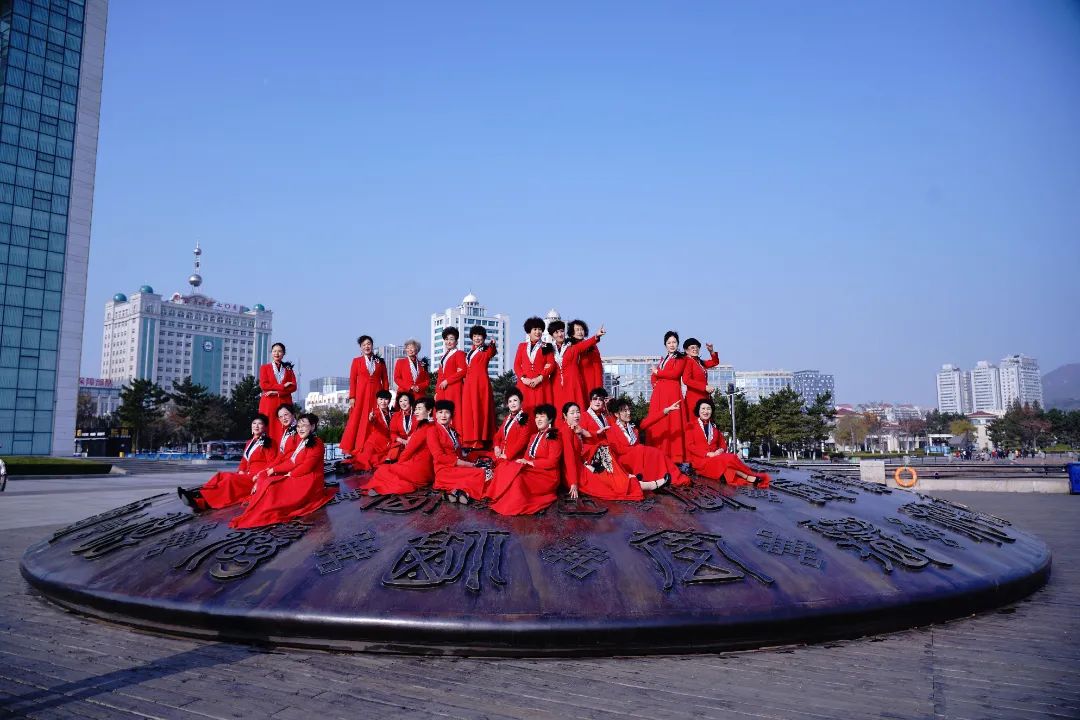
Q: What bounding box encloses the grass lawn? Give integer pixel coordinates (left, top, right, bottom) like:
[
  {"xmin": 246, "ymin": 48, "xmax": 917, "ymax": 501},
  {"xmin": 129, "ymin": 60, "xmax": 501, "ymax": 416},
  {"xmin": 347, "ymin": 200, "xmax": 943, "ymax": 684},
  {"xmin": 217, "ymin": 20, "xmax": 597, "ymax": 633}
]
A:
[{"xmin": 2, "ymin": 456, "xmax": 113, "ymax": 475}]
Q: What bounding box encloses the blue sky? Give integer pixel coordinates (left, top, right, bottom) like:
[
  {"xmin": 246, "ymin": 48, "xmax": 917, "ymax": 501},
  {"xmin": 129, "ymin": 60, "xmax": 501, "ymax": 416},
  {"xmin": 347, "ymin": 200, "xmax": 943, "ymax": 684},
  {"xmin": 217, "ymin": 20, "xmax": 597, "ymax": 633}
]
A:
[{"xmin": 82, "ymin": 1, "xmax": 1080, "ymax": 404}]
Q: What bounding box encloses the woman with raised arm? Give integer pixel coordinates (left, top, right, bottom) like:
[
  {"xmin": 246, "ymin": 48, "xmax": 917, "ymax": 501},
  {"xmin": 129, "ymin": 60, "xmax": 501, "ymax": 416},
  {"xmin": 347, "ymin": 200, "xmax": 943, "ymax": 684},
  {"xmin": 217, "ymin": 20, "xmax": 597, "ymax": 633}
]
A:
[
  {"xmin": 608, "ymin": 397, "xmax": 689, "ymax": 488},
  {"xmin": 492, "ymin": 388, "xmax": 530, "ymax": 465},
  {"xmin": 647, "ymin": 330, "xmax": 689, "ymax": 463},
  {"xmin": 258, "ymin": 342, "xmax": 297, "ymax": 443},
  {"xmin": 230, "ymin": 413, "xmax": 336, "ymax": 529},
  {"xmin": 340, "ymin": 335, "xmax": 389, "ymax": 457},
  {"xmin": 386, "ymin": 392, "xmax": 415, "ymax": 462},
  {"xmin": 514, "ymin": 316, "xmax": 555, "ymax": 412},
  {"xmin": 179, "ymin": 413, "xmax": 277, "ymax": 510},
  {"xmin": 570, "ymin": 320, "xmax": 604, "ymax": 404},
  {"xmin": 365, "ymin": 396, "xmax": 436, "ymax": 495},
  {"xmin": 485, "ymin": 404, "xmax": 563, "ymax": 516},
  {"xmin": 687, "ymin": 398, "xmax": 770, "ymax": 486},
  {"xmin": 460, "ymin": 324, "xmax": 498, "ymax": 450},
  {"xmin": 435, "ymin": 327, "xmax": 467, "ymax": 413},
  {"xmin": 549, "ymin": 319, "xmax": 606, "ymax": 419},
  {"xmin": 428, "ymin": 399, "xmax": 489, "ymax": 503},
  {"xmin": 562, "ymin": 401, "xmax": 645, "ymax": 502},
  {"xmin": 681, "ymin": 338, "xmax": 719, "ymax": 426},
  {"xmin": 393, "ymin": 339, "xmax": 431, "ymax": 402}
]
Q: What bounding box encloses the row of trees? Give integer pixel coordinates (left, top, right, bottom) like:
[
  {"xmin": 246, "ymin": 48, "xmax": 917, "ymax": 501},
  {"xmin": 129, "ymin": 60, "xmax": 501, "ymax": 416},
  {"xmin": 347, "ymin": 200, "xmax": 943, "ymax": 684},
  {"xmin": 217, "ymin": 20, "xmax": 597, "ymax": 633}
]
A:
[{"xmin": 989, "ymin": 403, "xmax": 1080, "ymax": 452}]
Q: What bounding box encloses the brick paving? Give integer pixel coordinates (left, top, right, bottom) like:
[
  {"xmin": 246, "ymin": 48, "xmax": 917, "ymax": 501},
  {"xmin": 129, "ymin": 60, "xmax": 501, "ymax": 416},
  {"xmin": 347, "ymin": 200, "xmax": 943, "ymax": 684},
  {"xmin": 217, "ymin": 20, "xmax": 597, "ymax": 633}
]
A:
[{"xmin": 0, "ymin": 477, "xmax": 1077, "ymax": 719}]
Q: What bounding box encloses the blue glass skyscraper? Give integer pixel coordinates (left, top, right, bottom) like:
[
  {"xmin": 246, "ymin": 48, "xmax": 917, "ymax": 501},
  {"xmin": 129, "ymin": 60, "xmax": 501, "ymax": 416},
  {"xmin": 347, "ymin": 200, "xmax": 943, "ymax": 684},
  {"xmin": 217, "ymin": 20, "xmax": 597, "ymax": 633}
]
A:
[{"xmin": 0, "ymin": 0, "xmax": 106, "ymax": 455}]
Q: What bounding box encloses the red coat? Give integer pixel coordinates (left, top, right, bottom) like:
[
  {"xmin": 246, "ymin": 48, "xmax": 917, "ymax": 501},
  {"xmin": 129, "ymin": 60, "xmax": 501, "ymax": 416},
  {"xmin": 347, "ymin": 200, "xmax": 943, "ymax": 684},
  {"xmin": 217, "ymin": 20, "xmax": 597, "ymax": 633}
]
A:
[
  {"xmin": 552, "ymin": 336, "xmax": 600, "ymax": 419},
  {"xmin": 647, "ymin": 352, "xmax": 688, "ymax": 462},
  {"xmin": 393, "ymin": 357, "xmax": 430, "ymax": 401},
  {"xmin": 460, "ymin": 342, "xmax": 497, "ymax": 447},
  {"xmin": 513, "ymin": 341, "xmax": 556, "ymax": 411},
  {"xmin": 366, "ymin": 421, "xmax": 434, "ymax": 494},
  {"xmin": 351, "ymin": 407, "xmax": 393, "ymax": 471},
  {"xmin": 686, "ymin": 419, "xmax": 770, "ymax": 487},
  {"xmin": 230, "ymin": 438, "xmax": 335, "ymax": 529},
  {"xmin": 493, "ymin": 410, "xmax": 530, "ymax": 464},
  {"xmin": 340, "ymin": 355, "xmax": 389, "ymax": 455},
  {"xmin": 435, "ymin": 348, "xmax": 467, "ymax": 413},
  {"xmin": 258, "ymin": 362, "xmax": 297, "ymax": 443},
  {"xmin": 579, "ymin": 407, "xmax": 615, "ymax": 455},
  {"xmin": 428, "ymin": 422, "xmax": 488, "ymax": 498},
  {"xmin": 609, "ymin": 415, "xmax": 689, "ymax": 486},
  {"xmin": 682, "ymin": 351, "xmax": 719, "ymax": 424},
  {"xmin": 577, "ymin": 342, "xmax": 604, "ymax": 401},
  {"xmin": 486, "ymin": 429, "xmax": 562, "ymax": 515},
  {"xmin": 387, "ymin": 410, "xmax": 416, "ymax": 462},
  {"xmin": 565, "ymin": 426, "xmax": 643, "ymax": 501},
  {"xmin": 201, "ymin": 435, "xmax": 278, "ymax": 509}
]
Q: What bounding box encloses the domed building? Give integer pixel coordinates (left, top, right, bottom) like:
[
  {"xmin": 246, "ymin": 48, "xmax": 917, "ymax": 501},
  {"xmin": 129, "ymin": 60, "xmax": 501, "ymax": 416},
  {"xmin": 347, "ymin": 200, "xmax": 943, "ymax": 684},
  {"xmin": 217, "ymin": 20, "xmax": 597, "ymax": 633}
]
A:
[{"xmin": 429, "ymin": 293, "xmax": 510, "ymax": 379}]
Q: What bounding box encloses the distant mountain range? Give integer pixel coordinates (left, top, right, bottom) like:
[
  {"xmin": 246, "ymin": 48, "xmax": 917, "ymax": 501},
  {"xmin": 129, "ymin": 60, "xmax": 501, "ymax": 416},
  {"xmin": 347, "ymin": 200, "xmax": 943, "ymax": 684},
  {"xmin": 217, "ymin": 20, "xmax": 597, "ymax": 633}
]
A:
[{"xmin": 1043, "ymin": 363, "xmax": 1080, "ymax": 411}]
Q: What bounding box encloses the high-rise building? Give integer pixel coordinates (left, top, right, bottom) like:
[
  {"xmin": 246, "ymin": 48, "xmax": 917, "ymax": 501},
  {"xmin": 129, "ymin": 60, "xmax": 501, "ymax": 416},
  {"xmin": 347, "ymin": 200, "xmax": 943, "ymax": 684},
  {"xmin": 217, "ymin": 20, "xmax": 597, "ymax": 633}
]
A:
[
  {"xmin": 792, "ymin": 370, "xmax": 835, "ymax": 404},
  {"xmin": 0, "ymin": 0, "xmax": 107, "ymax": 455},
  {"xmin": 308, "ymin": 376, "xmax": 349, "ymax": 394},
  {"xmin": 999, "ymin": 354, "xmax": 1043, "ymax": 409},
  {"xmin": 78, "ymin": 376, "xmax": 119, "ymax": 417},
  {"xmin": 603, "ymin": 355, "xmax": 734, "ymax": 403},
  {"xmin": 430, "ymin": 293, "xmax": 509, "ymax": 379},
  {"xmin": 377, "ymin": 343, "xmax": 408, "ymax": 388},
  {"xmin": 936, "ymin": 364, "xmax": 972, "ymax": 414},
  {"xmin": 735, "ymin": 370, "xmax": 794, "ymax": 404},
  {"xmin": 100, "ymin": 245, "xmax": 273, "ymax": 396},
  {"xmin": 969, "ymin": 361, "xmax": 1002, "ymax": 413}
]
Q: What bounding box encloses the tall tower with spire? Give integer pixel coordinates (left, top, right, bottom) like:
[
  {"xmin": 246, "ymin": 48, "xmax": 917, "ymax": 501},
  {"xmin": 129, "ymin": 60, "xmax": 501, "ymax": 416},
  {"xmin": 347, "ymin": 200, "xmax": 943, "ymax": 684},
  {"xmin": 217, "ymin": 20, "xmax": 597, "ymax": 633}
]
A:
[{"xmin": 188, "ymin": 242, "xmax": 204, "ymax": 293}]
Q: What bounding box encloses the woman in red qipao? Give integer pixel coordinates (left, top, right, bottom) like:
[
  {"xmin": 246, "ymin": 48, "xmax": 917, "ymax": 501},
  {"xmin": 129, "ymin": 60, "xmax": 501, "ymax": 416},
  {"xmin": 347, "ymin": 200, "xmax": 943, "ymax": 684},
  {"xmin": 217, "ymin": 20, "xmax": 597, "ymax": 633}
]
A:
[
  {"xmin": 393, "ymin": 339, "xmax": 431, "ymax": 402},
  {"xmin": 459, "ymin": 324, "xmax": 497, "ymax": 449},
  {"xmin": 428, "ymin": 399, "xmax": 489, "ymax": 503},
  {"xmin": 608, "ymin": 397, "xmax": 689, "ymax": 488},
  {"xmin": 687, "ymin": 398, "xmax": 770, "ymax": 486},
  {"xmin": 681, "ymin": 337, "xmax": 719, "ymax": 426},
  {"xmin": 562, "ymin": 402, "xmax": 644, "ymax": 502},
  {"xmin": 548, "ymin": 320, "xmax": 606, "ymax": 420},
  {"xmin": 435, "ymin": 327, "xmax": 467, "ymax": 413},
  {"xmin": 513, "ymin": 316, "xmax": 555, "ymax": 412},
  {"xmin": 230, "ymin": 413, "xmax": 336, "ymax": 530},
  {"xmin": 258, "ymin": 342, "xmax": 297, "ymax": 443},
  {"xmin": 569, "ymin": 320, "xmax": 604, "ymax": 404},
  {"xmin": 647, "ymin": 330, "xmax": 689, "ymax": 463},
  {"xmin": 485, "ymin": 404, "xmax": 563, "ymax": 516},
  {"xmin": 492, "ymin": 388, "xmax": 530, "ymax": 465},
  {"xmin": 178, "ymin": 413, "xmax": 278, "ymax": 510},
  {"xmin": 340, "ymin": 335, "xmax": 389, "ymax": 457},
  {"xmin": 386, "ymin": 392, "xmax": 415, "ymax": 462},
  {"xmin": 365, "ymin": 397, "xmax": 436, "ymax": 495},
  {"xmin": 350, "ymin": 390, "xmax": 393, "ymax": 471}
]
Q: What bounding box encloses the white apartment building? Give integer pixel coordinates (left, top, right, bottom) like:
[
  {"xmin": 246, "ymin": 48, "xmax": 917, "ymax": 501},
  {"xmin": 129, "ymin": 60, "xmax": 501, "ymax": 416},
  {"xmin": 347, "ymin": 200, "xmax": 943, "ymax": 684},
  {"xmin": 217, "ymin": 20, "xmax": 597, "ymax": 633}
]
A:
[
  {"xmin": 937, "ymin": 355, "xmax": 1044, "ymax": 414},
  {"xmin": 969, "ymin": 361, "xmax": 1002, "ymax": 413},
  {"xmin": 936, "ymin": 364, "xmax": 971, "ymax": 414},
  {"xmin": 430, "ymin": 294, "xmax": 509, "ymax": 379},
  {"xmin": 602, "ymin": 356, "xmax": 735, "ymax": 403},
  {"xmin": 304, "ymin": 389, "xmax": 350, "ymax": 413},
  {"xmin": 1000, "ymin": 354, "xmax": 1044, "ymax": 409},
  {"xmin": 735, "ymin": 370, "xmax": 794, "ymax": 404}
]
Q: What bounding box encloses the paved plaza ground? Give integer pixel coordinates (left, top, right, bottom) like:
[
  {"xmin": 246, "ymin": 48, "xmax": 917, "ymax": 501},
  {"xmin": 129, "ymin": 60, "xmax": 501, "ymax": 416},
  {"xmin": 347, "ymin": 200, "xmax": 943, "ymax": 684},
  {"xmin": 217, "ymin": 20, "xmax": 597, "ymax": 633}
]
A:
[{"xmin": 0, "ymin": 471, "xmax": 1077, "ymax": 719}]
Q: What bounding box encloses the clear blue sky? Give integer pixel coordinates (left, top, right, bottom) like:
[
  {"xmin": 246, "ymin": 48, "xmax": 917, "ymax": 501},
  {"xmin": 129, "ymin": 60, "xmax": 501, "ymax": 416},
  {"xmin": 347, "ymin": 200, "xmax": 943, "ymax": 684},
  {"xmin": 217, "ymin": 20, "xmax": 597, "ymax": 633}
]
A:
[{"xmin": 82, "ymin": 1, "xmax": 1080, "ymax": 405}]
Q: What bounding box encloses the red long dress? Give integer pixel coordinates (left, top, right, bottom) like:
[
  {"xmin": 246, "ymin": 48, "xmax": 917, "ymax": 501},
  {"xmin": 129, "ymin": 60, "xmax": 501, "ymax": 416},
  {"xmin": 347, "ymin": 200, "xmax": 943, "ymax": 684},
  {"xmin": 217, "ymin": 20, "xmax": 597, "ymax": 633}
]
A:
[
  {"xmin": 609, "ymin": 414, "xmax": 690, "ymax": 486},
  {"xmin": 340, "ymin": 355, "xmax": 389, "ymax": 455},
  {"xmin": 493, "ymin": 410, "xmax": 530, "ymax": 464},
  {"xmin": 647, "ymin": 352, "xmax": 688, "ymax": 462},
  {"xmin": 201, "ymin": 434, "xmax": 278, "ymax": 508},
  {"xmin": 682, "ymin": 350, "xmax": 719, "ymax": 425},
  {"xmin": 552, "ymin": 336, "xmax": 601, "ymax": 420},
  {"xmin": 460, "ymin": 342, "xmax": 497, "ymax": 448},
  {"xmin": 567, "ymin": 426, "xmax": 644, "ymax": 501},
  {"xmin": 258, "ymin": 362, "xmax": 297, "ymax": 444},
  {"xmin": 429, "ymin": 422, "xmax": 489, "ymax": 498},
  {"xmin": 365, "ymin": 421, "xmax": 434, "ymax": 494},
  {"xmin": 686, "ymin": 419, "xmax": 771, "ymax": 487},
  {"xmin": 435, "ymin": 347, "xmax": 467, "ymax": 412},
  {"xmin": 350, "ymin": 407, "xmax": 393, "ymax": 471},
  {"xmin": 230, "ymin": 438, "xmax": 335, "ymax": 529},
  {"xmin": 393, "ymin": 356, "xmax": 431, "ymax": 401},
  {"xmin": 486, "ymin": 429, "xmax": 563, "ymax": 516},
  {"xmin": 578, "ymin": 342, "xmax": 604, "ymax": 400},
  {"xmin": 386, "ymin": 410, "xmax": 415, "ymax": 462},
  {"xmin": 513, "ymin": 341, "xmax": 555, "ymax": 412}
]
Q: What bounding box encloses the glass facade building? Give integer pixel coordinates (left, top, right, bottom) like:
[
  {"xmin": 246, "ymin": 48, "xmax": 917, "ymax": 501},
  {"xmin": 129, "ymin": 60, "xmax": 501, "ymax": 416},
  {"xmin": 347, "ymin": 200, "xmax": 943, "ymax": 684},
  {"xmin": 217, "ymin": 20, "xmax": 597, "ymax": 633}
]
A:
[{"xmin": 0, "ymin": 0, "xmax": 106, "ymax": 455}]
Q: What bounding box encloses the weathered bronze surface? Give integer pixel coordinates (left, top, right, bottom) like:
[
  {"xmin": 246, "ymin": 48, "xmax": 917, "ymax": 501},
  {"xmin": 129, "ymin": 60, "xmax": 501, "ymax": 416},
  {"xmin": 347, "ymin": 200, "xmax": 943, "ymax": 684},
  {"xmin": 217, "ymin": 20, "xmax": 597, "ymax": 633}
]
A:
[{"xmin": 20, "ymin": 465, "xmax": 1052, "ymax": 656}]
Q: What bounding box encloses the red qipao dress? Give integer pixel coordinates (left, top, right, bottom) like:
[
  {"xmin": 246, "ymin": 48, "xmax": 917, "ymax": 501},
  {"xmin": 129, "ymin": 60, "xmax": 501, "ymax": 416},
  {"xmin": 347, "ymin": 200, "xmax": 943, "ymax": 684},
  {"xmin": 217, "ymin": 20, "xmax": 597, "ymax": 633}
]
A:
[
  {"xmin": 258, "ymin": 361, "xmax": 297, "ymax": 444},
  {"xmin": 493, "ymin": 410, "xmax": 530, "ymax": 464},
  {"xmin": 513, "ymin": 341, "xmax": 555, "ymax": 412},
  {"xmin": 567, "ymin": 424, "xmax": 644, "ymax": 502},
  {"xmin": 393, "ymin": 356, "xmax": 431, "ymax": 402},
  {"xmin": 200, "ymin": 434, "xmax": 278, "ymax": 509},
  {"xmin": 429, "ymin": 422, "xmax": 489, "ymax": 498},
  {"xmin": 577, "ymin": 341, "xmax": 604, "ymax": 400},
  {"xmin": 647, "ymin": 352, "xmax": 689, "ymax": 462},
  {"xmin": 229, "ymin": 438, "xmax": 336, "ymax": 529},
  {"xmin": 386, "ymin": 409, "xmax": 415, "ymax": 462},
  {"xmin": 609, "ymin": 414, "xmax": 690, "ymax": 486},
  {"xmin": 552, "ymin": 335, "xmax": 601, "ymax": 420},
  {"xmin": 682, "ymin": 350, "xmax": 719, "ymax": 425},
  {"xmin": 686, "ymin": 419, "xmax": 771, "ymax": 487},
  {"xmin": 340, "ymin": 354, "xmax": 389, "ymax": 456},
  {"xmin": 365, "ymin": 421, "xmax": 435, "ymax": 494},
  {"xmin": 435, "ymin": 347, "xmax": 467, "ymax": 412},
  {"xmin": 486, "ymin": 429, "xmax": 563, "ymax": 516},
  {"xmin": 350, "ymin": 406, "xmax": 393, "ymax": 471},
  {"xmin": 459, "ymin": 341, "xmax": 497, "ymax": 448}
]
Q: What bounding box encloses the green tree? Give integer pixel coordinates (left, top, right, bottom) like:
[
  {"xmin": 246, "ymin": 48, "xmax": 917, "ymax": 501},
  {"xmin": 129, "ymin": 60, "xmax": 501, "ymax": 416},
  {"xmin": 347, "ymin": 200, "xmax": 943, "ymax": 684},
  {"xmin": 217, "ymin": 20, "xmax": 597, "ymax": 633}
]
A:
[
  {"xmin": 170, "ymin": 376, "xmax": 215, "ymax": 446},
  {"xmin": 802, "ymin": 391, "xmax": 836, "ymax": 458},
  {"xmin": 315, "ymin": 406, "xmax": 347, "ymax": 444},
  {"xmin": 834, "ymin": 413, "xmax": 869, "ymax": 451},
  {"xmin": 491, "ymin": 371, "xmax": 517, "ymax": 423},
  {"xmin": 117, "ymin": 379, "xmax": 169, "ymax": 450},
  {"xmin": 755, "ymin": 387, "xmax": 806, "ymax": 458},
  {"xmin": 924, "ymin": 409, "xmax": 965, "ymax": 434},
  {"xmin": 712, "ymin": 389, "xmax": 753, "ymax": 451},
  {"xmin": 949, "ymin": 419, "xmax": 975, "ymax": 446}
]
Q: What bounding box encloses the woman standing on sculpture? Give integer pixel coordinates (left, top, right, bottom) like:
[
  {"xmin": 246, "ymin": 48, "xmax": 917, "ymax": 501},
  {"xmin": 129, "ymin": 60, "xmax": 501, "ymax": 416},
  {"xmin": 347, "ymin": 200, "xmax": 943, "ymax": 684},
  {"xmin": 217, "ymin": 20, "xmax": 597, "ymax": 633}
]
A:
[
  {"xmin": 435, "ymin": 327, "xmax": 467, "ymax": 412},
  {"xmin": 514, "ymin": 316, "xmax": 555, "ymax": 412},
  {"xmin": 258, "ymin": 342, "xmax": 296, "ymax": 443},
  {"xmin": 570, "ymin": 320, "xmax": 604, "ymax": 402},
  {"xmin": 393, "ymin": 339, "xmax": 430, "ymax": 402},
  {"xmin": 549, "ymin": 320, "xmax": 605, "ymax": 418},
  {"xmin": 340, "ymin": 335, "xmax": 388, "ymax": 457},
  {"xmin": 459, "ymin": 325, "xmax": 498, "ymax": 450},
  {"xmin": 648, "ymin": 330, "xmax": 689, "ymax": 462},
  {"xmin": 681, "ymin": 338, "xmax": 719, "ymax": 428}
]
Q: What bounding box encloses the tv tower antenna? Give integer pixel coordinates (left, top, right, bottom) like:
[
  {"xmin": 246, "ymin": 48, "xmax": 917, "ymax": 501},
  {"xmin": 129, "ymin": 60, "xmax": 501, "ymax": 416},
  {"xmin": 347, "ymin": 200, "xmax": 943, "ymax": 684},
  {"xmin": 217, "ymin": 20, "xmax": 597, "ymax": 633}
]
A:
[{"xmin": 188, "ymin": 241, "xmax": 203, "ymax": 293}]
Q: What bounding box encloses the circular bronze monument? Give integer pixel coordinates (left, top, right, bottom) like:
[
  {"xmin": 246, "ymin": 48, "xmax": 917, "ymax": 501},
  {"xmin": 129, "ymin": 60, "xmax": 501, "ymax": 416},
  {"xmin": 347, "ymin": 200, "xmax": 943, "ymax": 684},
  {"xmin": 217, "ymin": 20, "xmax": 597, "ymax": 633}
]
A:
[{"xmin": 20, "ymin": 465, "xmax": 1051, "ymax": 656}]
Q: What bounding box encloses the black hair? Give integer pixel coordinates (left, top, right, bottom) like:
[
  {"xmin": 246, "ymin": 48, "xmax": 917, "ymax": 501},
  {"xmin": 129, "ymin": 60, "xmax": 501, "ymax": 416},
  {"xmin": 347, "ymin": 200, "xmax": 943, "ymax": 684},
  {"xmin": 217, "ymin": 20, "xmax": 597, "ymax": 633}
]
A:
[
  {"xmin": 589, "ymin": 387, "xmax": 609, "ymax": 400},
  {"xmin": 683, "ymin": 337, "xmax": 701, "ymax": 350},
  {"xmin": 271, "ymin": 342, "xmax": 286, "ymax": 354},
  {"xmin": 561, "ymin": 401, "xmax": 580, "ymax": 417},
  {"xmin": 534, "ymin": 403, "xmax": 557, "ymax": 422},
  {"xmin": 252, "ymin": 413, "xmax": 270, "ymax": 425},
  {"xmin": 397, "ymin": 392, "xmax": 415, "ymax": 406},
  {"xmin": 469, "ymin": 324, "xmax": 486, "ymax": 339},
  {"xmin": 505, "ymin": 387, "xmax": 523, "ymax": 403},
  {"xmin": 568, "ymin": 319, "xmax": 590, "ymax": 338},
  {"xmin": 608, "ymin": 398, "xmax": 631, "ymax": 415},
  {"xmin": 298, "ymin": 412, "xmax": 320, "ymax": 445},
  {"xmin": 434, "ymin": 399, "xmax": 455, "ymax": 415},
  {"xmin": 415, "ymin": 396, "xmax": 435, "ymax": 413},
  {"xmin": 663, "ymin": 330, "xmax": 680, "ymax": 345},
  {"xmin": 441, "ymin": 327, "xmax": 459, "ymax": 340},
  {"xmin": 547, "ymin": 320, "xmax": 566, "ymax": 334},
  {"xmin": 695, "ymin": 398, "xmax": 715, "ymax": 416},
  {"xmin": 276, "ymin": 403, "xmax": 296, "ymax": 418},
  {"xmin": 523, "ymin": 316, "xmax": 545, "ymax": 333},
  {"xmin": 375, "ymin": 389, "xmax": 392, "ymax": 401},
  {"xmin": 357, "ymin": 334, "xmax": 373, "ymax": 346}
]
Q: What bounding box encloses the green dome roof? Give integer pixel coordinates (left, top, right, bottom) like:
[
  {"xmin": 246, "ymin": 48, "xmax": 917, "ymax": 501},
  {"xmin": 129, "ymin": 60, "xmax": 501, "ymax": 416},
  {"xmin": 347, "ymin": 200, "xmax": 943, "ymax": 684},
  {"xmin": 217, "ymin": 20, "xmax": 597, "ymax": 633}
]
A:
[
  {"xmin": 113, "ymin": 293, "xmax": 128, "ymax": 303},
  {"xmin": 253, "ymin": 303, "xmax": 265, "ymax": 311},
  {"xmin": 139, "ymin": 285, "xmax": 154, "ymax": 294}
]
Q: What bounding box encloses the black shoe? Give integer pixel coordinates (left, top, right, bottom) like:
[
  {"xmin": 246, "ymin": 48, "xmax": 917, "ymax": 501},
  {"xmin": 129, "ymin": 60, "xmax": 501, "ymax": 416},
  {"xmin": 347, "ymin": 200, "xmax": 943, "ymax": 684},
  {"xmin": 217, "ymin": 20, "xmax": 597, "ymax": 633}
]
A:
[
  {"xmin": 663, "ymin": 472, "xmax": 671, "ymax": 484},
  {"xmin": 635, "ymin": 473, "xmax": 644, "ymax": 482},
  {"xmin": 177, "ymin": 486, "xmax": 203, "ymax": 510}
]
